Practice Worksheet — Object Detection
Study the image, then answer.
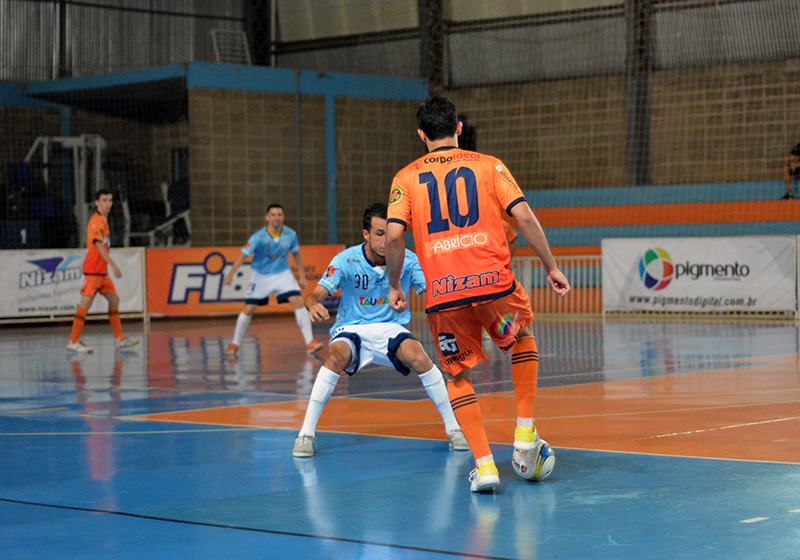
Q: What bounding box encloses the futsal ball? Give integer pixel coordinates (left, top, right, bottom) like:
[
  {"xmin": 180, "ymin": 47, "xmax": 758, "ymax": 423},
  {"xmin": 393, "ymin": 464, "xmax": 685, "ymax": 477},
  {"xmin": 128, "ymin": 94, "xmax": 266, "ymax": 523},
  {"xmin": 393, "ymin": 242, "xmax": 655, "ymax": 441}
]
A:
[{"xmin": 512, "ymin": 442, "xmax": 555, "ymax": 481}]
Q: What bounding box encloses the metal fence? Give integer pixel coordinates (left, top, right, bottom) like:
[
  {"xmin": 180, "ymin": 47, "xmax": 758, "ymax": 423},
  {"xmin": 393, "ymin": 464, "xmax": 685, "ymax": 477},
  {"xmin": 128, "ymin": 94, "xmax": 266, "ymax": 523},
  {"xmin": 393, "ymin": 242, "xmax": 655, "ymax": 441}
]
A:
[{"xmin": 408, "ymin": 255, "xmax": 603, "ymax": 316}]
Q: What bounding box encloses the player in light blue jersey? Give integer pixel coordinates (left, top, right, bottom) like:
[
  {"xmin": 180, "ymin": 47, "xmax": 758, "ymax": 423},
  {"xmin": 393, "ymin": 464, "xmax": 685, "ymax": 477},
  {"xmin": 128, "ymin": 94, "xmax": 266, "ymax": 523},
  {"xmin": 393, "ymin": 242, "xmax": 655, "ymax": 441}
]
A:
[
  {"xmin": 293, "ymin": 202, "xmax": 468, "ymax": 457},
  {"xmin": 223, "ymin": 204, "xmax": 322, "ymax": 356},
  {"xmin": 318, "ymin": 244, "xmax": 423, "ymax": 333}
]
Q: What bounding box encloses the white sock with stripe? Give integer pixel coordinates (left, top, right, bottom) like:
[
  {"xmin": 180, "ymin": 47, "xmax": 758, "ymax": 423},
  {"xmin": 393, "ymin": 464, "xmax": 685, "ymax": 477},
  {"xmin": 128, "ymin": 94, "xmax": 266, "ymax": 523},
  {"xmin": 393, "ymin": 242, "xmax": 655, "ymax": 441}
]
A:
[
  {"xmin": 300, "ymin": 366, "xmax": 340, "ymax": 437},
  {"xmin": 232, "ymin": 312, "xmax": 252, "ymax": 346},
  {"xmin": 295, "ymin": 307, "xmax": 314, "ymax": 344},
  {"xmin": 419, "ymin": 366, "xmax": 459, "ymax": 434}
]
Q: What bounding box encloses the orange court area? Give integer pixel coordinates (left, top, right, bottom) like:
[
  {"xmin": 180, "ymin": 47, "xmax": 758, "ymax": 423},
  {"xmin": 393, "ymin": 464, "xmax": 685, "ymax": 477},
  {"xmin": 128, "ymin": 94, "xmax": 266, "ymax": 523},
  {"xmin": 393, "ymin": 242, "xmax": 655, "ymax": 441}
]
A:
[{"xmin": 131, "ymin": 352, "xmax": 800, "ymax": 465}]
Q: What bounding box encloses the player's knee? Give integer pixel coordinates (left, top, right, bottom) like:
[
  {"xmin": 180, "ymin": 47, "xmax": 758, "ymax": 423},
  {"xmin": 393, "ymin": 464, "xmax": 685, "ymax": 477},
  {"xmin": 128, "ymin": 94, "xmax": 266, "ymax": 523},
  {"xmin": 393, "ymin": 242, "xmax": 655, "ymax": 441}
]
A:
[
  {"xmin": 515, "ymin": 323, "xmax": 535, "ymax": 340},
  {"xmin": 325, "ymin": 342, "xmax": 351, "ymax": 372},
  {"xmin": 106, "ymin": 293, "xmax": 120, "ymax": 307},
  {"xmin": 287, "ymin": 295, "xmax": 304, "ymax": 309},
  {"xmin": 242, "ymin": 305, "xmax": 257, "ymax": 316},
  {"xmin": 399, "ymin": 340, "xmax": 433, "ymax": 373}
]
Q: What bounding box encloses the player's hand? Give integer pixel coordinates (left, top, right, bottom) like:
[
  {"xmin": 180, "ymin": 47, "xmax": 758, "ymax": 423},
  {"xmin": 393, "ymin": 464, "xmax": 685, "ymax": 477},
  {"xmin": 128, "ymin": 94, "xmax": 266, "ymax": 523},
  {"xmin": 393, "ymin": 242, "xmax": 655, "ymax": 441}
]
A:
[
  {"xmin": 111, "ymin": 264, "xmax": 122, "ymax": 278},
  {"xmin": 389, "ymin": 286, "xmax": 407, "ymax": 313},
  {"xmin": 298, "ymin": 275, "xmax": 308, "ymax": 290},
  {"xmin": 307, "ymin": 303, "xmax": 329, "ymax": 322},
  {"xmin": 223, "ymin": 274, "xmax": 233, "ymax": 286},
  {"xmin": 546, "ymin": 268, "xmax": 570, "ymax": 296}
]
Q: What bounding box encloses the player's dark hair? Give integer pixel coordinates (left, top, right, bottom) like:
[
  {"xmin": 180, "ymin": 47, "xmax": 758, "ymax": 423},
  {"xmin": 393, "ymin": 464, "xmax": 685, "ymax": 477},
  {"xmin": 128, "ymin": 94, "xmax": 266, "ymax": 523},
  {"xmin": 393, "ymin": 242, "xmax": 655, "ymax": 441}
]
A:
[
  {"xmin": 363, "ymin": 202, "xmax": 387, "ymax": 232},
  {"xmin": 266, "ymin": 203, "xmax": 283, "ymax": 213},
  {"xmin": 417, "ymin": 94, "xmax": 458, "ymax": 141},
  {"xmin": 94, "ymin": 189, "xmax": 112, "ymax": 201}
]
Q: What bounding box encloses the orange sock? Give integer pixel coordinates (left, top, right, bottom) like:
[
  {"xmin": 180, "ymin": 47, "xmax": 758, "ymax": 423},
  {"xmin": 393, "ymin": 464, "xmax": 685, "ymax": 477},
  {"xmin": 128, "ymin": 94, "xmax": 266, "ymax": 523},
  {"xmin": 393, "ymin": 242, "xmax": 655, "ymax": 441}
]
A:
[
  {"xmin": 511, "ymin": 336, "xmax": 538, "ymax": 419},
  {"xmin": 70, "ymin": 307, "xmax": 88, "ymax": 343},
  {"xmin": 448, "ymin": 377, "xmax": 492, "ymax": 460},
  {"xmin": 109, "ymin": 307, "xmax": 123, "ymax": 340}
]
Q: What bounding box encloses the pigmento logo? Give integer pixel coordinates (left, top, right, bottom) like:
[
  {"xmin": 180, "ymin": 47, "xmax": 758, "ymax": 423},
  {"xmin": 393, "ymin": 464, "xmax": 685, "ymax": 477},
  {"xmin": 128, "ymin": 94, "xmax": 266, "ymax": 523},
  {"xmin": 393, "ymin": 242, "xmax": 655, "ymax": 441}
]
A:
[
  {"xmin": 638, "ymin": 248, "xmax": 673, "ymax": 291},
  {"xmin": 639, "ymin": 247, "xmax": 750, "ymax": 291}
]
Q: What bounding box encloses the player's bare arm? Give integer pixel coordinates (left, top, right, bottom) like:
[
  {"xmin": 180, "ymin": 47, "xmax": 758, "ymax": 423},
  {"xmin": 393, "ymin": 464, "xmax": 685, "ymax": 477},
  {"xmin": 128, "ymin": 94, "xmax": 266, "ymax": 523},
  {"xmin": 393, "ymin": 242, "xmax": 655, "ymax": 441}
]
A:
[
  {"xmin": 292, "ymin": 251, "xmax": 308, "ymax": 291},
  {"xmin": 510, "ymin": 202, "xmax": 571, "ymax": 296},
  {"xmin": 95, "ymin": 241, "xmax": 121, "ymax": 278},
  {"xmin": 304, "ymin": 284, "xmax": 330, "ymax": 322},
  {"xmin": 224, "ymin": 253, "xmax": 247, "ymax": 286},
  {"xmin": 385, "ymin": 221, "xmax": 408, "ymax": 312}
]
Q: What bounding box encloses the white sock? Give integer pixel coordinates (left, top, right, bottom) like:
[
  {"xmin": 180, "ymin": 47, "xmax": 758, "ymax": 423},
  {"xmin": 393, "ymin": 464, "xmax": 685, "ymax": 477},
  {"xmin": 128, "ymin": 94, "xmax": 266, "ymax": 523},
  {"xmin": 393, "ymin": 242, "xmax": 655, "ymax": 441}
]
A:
[
  {"xmin": 300, "ymin": 366, "xmax": 340, "ymax": 437},
  {"xmin": 232, "ymin": 312, "xmax": 252, "ymax": 346},
  {"xmin": 517, "ymin": 417, "xmax": 534, "ymax": 429},
  {"xmin": 419, "ymin": 366, "xmax": 459, "ymax": 434},
  {"xmin": 476, "ymin": 454, "xmax": 494, "ymax": 468},
  {"xmin": 294, "ymin": 307, "xmax": 314, "ymax": 344}
]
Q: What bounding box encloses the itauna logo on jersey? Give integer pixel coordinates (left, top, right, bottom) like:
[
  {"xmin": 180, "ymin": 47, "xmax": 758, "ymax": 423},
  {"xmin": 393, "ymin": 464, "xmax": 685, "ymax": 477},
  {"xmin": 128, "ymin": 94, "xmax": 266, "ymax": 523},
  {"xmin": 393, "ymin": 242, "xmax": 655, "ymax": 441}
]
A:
[
  {"xmin": 358, "ymin": 296, "xmax": 388, "ymax": 306},
  {"xmin": 431, "ymin": 270, "xmax": 500, "ymax": 297},
  {"xmin": 325, "ymin": 265, "xmax": 336, "ymax": 278}
]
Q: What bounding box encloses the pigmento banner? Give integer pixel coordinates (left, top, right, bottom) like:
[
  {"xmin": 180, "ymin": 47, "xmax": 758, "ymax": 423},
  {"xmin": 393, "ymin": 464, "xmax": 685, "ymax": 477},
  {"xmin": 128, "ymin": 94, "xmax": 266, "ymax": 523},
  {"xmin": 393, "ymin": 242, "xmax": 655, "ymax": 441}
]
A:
[
  {"xmin": 146, "ymin": 245, "xmax": 344, "ymax": 316},
  {"xmin": 602, "ymin": 236, "xmax": 797, "ymax": 313},
  {"xmin": 0, "ymin": 248, "xmax": 145, "ymax": 319}
]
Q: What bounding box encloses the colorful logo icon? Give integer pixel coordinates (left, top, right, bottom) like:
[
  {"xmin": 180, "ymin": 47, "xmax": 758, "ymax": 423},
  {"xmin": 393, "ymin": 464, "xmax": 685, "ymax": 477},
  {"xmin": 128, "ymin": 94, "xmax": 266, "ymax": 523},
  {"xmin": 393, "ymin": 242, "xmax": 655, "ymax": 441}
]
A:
[
  {"xmin": 492, "ymin": 312, "xmax": 516, "ymax": 338},
  {"xmin": 639, "ymin": 248, "xmax": 674, "ymax": 290}
]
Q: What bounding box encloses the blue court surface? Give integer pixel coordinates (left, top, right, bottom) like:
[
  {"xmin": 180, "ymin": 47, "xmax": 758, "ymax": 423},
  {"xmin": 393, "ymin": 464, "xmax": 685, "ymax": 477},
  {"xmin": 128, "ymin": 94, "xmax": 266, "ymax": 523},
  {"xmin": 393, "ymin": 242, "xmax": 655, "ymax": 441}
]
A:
[{"xmin": 1, "ymin": 316, "xmax": 799, "ymax": 559}]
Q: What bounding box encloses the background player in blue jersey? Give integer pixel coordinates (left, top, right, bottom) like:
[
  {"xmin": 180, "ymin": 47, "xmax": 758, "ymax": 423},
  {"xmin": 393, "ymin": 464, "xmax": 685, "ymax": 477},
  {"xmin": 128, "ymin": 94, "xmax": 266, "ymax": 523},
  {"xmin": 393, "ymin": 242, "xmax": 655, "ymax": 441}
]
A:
[
  {"xmin": 293, "ymin": 202, "xmax": 468, "ymax": 457},
  {"xmin": 223, "ymin": 203, "xmax": 322, "ymax": 356}
]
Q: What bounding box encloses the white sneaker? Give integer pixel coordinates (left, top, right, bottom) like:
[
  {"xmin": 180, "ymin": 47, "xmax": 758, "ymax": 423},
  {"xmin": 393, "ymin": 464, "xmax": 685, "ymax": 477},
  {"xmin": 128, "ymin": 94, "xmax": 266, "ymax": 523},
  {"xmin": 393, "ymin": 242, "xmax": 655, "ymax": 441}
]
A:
[
  {"xmin": 114, "ymin": 337, "xmax": 138, "ymax": 349},
  {"xmin": 292, "ymin": 434, "xmax": 316, "ymax": 457},
  {"xmin": 67, "ymin": 341, "xmax": 93, "ymax": 353},
  {"xmin": 469, "ymin": 460, "xmax": 500, "ymax": 493},
  {"xmin": 447, "ymin": 429, "xmax": 469, "ymax": 451}
]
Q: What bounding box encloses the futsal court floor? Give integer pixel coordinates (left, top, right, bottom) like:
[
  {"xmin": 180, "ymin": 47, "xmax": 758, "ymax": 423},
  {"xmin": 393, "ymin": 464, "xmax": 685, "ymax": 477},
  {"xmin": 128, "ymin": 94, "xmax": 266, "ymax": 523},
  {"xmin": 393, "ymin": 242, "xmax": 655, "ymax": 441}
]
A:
[{"xmin": 1, "ymin": 314, "xmax": 799, "ymax": 559}]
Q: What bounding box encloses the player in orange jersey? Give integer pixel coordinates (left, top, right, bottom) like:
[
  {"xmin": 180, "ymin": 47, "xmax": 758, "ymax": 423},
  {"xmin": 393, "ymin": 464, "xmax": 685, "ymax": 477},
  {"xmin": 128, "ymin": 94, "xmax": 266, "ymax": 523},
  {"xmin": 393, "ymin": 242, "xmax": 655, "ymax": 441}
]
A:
[
  {"xmin": 386, "ymin": 94, "xmax": 570, "ymax": 492},
  {"xmin": 502, "ymin": 215, "xmax": 518, "ymax": 258},
  {"xmin": 67, "ymin": 190, "xmax": 138, "ymax": 353}
]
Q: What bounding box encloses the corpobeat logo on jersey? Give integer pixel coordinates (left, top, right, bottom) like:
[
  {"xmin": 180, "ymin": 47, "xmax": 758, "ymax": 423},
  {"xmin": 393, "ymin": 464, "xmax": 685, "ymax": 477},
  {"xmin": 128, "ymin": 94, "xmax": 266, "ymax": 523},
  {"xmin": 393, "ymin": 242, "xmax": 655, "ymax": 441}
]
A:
[
  {"xmin": 639, "ymin": 248, "xmax": 674, "ymax": 291},
  {"xmin": 325, "ymin": 265, "xmax": 336, "ymax": 278},
  {"xmin": 19, "ymin": 256, "xmax": 82, "ymax": 289},
  {"xmin": 423, "ymin": 152, "xmax": 480, "ymax": 165},
  {"xmin": 425, "ymin": 231, "xmax": 489, "ymax": 256},
  {"xmin": 638, "ymin": 247, "xmax": 751, "ymax": 291},
  {"xmin": 389, "ymin": 186, "xmax": 404, "ymax": 205},
  {"xmin": 168, "ymin": 252, "xmax": 246, "ymax": 304}
]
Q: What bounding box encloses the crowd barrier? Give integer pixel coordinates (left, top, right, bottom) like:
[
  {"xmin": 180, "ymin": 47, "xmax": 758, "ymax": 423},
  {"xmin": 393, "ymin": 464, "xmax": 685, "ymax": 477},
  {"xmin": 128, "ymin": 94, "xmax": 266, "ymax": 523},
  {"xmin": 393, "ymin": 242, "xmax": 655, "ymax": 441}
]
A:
[{"xmin": 2, "ymin": 236, "xmax": 797, "ymax": 323}]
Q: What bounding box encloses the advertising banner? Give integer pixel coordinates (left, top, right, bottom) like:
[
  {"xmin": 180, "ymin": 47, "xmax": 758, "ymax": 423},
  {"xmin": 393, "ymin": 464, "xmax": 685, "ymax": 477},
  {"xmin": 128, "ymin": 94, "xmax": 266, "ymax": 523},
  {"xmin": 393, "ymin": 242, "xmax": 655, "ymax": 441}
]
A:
[
  {"xmin": 146, "ymin": 245, "xmax": 344, "ymax": 316},
  {"xmin": 602, "ymin": 236, "xmax": 797, "ymax": 312},
  {"xmin": 0, "ymin": 248, "xmax": 145, "ymax": 319}
]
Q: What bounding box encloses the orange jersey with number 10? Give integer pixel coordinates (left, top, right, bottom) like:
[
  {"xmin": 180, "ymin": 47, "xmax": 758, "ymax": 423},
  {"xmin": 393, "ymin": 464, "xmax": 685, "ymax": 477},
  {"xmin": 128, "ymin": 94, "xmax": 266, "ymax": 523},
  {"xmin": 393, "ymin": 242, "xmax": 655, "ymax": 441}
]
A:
[
  {"xmin": 83, "ymin": 212, "xmax": 110, "ymax": 275},
  {"xmin": 387, "ymin": 146, "xmax": 526, "ymax": 313}
]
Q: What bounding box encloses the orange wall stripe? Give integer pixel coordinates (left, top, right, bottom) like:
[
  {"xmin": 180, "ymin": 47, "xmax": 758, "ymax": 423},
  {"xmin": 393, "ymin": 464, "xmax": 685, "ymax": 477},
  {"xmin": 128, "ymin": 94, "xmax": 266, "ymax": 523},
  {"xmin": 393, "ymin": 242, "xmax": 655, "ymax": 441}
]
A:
[{"xmin": 535, "ymin": 200, "xmax": 800, "ymax": 227}]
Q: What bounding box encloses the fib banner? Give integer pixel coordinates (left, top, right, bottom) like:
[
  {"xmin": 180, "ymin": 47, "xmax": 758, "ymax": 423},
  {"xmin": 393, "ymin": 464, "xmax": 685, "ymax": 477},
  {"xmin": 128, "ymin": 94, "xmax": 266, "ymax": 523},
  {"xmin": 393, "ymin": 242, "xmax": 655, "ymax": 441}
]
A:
[{"xmin": 146, "ymin": 245, "xmax": 344, "ymax": 317}]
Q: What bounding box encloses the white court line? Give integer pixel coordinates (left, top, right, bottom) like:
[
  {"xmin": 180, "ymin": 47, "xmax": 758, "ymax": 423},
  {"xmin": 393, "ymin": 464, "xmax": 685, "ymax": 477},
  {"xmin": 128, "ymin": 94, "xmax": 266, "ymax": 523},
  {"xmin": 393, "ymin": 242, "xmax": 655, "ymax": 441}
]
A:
[
  {"xmin": 740, "ymin": 517, "xmax": 769, "ymax": 523},
  {"xmin": 790, "ymin": 509, "xmax": 800, "ymax": 513}
]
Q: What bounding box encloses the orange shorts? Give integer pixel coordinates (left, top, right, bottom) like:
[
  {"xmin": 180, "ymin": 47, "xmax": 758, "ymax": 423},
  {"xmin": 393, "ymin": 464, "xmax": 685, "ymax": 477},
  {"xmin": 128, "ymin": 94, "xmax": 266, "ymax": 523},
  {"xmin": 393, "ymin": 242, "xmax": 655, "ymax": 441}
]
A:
[
  {"xmin": 427, "ymin": 282, "xmax": 534, "ymax": 375},
  {"xmin": 80, "ymin": 274, "xmax": 117, "ymax": 297}
]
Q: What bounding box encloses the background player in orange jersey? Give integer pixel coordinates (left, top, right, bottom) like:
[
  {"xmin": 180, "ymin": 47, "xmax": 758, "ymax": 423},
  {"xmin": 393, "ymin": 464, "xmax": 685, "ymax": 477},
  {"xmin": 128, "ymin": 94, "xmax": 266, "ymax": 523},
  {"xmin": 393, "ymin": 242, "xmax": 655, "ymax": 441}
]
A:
[
  {"xmin": 67, "ymin": 190, "xmax": 137, "ymax": 353},
  {"xmin": 386, "ymin": 94, "xmax": 570, "ymax": 492}
]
